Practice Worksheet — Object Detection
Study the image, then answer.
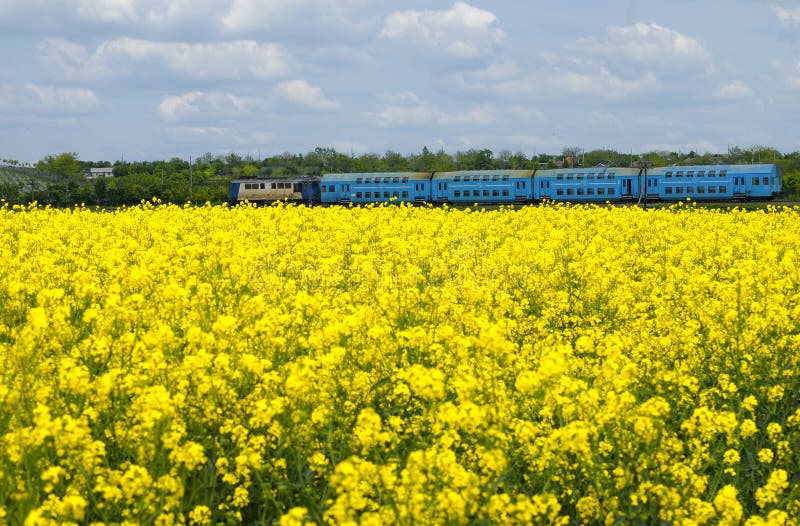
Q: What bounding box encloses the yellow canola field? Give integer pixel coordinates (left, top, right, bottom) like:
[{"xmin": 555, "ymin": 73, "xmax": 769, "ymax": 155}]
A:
[{"xmin": 1, "ymin": 201, "xmax": 799, "ymax": 526}]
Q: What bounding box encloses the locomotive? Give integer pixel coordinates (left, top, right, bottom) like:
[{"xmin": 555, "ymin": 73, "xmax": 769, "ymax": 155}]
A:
[{"xmin": 230, "ymin": 163, "xmax": 782, "ymax": 205}]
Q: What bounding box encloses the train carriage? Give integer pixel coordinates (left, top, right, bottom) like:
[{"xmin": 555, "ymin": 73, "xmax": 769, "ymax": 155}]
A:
[
  {"xmin": 533, "ymin": 167, "xmax": 640, "ymax": 202},
  {"xmin": 647, "ymin": 164, "xmax": 780, "ymax": 201},
  {"xmin": 431, "ymin": 170, "xmax": 533, "ymax": 203},
  {"xmin": 321, "ymin": 172, "xmax": 431, "ymax": 204},
  {"xmin": 229, "ymin": 177, "xmax": 320, "ymax": 204}
]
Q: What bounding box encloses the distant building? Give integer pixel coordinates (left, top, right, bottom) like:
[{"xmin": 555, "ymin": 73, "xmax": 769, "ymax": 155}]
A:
[{"xmin": 85, "ymin": 167, "xmax": 113, "ymax": 179}]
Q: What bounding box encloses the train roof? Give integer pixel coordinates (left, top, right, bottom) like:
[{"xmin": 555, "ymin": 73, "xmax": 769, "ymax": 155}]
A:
[
  {"xmin": 649, "ymin": 164, "xmax": 777, "ymax": 174},
  {"xmin": 535, "ymin": 167, "xmax": 640, "ymax": 177},
  {"xmin": 432, "ymin": 169, "xmax": 533, "ymax": 179},
  {"xmin": 322, "ymin": 172, "xmax": 431, "ymax": 181},
  {"xmin": 231, "ymin": 176, "xmax": 320, "ymax": 183}
]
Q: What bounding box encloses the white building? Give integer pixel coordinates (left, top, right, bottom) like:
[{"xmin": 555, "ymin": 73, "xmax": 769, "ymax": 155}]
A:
[{"xmin": 85, "ymin": 167, "xmax": 113, "ymax": 179}]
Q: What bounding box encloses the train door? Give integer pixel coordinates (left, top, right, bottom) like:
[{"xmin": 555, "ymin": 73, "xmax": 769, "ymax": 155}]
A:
[
  {"xmin": 414, "ymin": 181, "xmax": 427, "ymax": 201},
  {"xmin": 622, "ymin": 178, "xmax": 633, "ymax": 197},
  {"xmin": 515, "ymin": 180, "xmax": 527, "ymax": 198},
  {"xmin": 734, "ymin": 176, "xmax": 745, "ymax": 197}
]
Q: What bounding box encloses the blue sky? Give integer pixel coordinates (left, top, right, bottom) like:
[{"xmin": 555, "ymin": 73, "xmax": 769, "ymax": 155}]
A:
[{"xmin": 1, "ymin": 0, "xmax": 799, "ymax": 162}]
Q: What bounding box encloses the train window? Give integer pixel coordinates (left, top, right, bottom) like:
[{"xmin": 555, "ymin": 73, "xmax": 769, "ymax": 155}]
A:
[
  {"xmin": 665, "ymin": 171, "xmax": 673, "ymax": 178},
  {"xmin": 502, "ymin": 189, "xmax": 509, "ymax": 196},
  {"xmin": 708, "ymin": 171, "xmax": 716, "ymax": 176},
  {"xmin": 384, "ymin": 192, "xmax": 390, "ymax": 198},
  {"xmin": 492, "ymin": 189, "xmax": 499, "ymax": 196},
  {"xmin": 719, "ymin": 170, "xmax": 727, "ymax": 177},
  {"xmin": 577, "ymin": 174, "xmax": 584, "ymax": 180},
  {"xmin": 567, "ymin": 175, "xmax": 574, "ymax": 180},
  {"xmin": 665, "ymin": 187, "xmax": 673, "ymax": 194},
  {"xmin": 383, "ymin": 177, "xmax": 390, "ymax": 183},
  {"xmin": 597, "ymin": 174, "xmax": 605, "ymax": 180},
  {"xmin": 587, "ymin": 174, "xmax": 594, "ymax": 179},
  {"xmin": 356, "ymin": 192, "xmax": 363, "ymax": 198},
  {"xmin": 719, "ymin": 186, "xmax": 726, "ymax": 193},
  {"xmin": 356, "ymin": 178, "xmax": 363, "ymax": 183},
  {"xmin": 540, "ymin": 181, "xmax": 544, "ymax": 188},
  {"xmin": 687, "ymin": 171, "xmax": 694, "ymax": 177},
  {"xmin": 271, "ymin": 183, "xmax": 277, "ymax": 189},
  {"xmin": 567, "ymin": 188, "xmax": 574, "ymax": 196},
  {"xmin": 577, "ymin": 188, "xmax": 584, "ymax": 195},
  {"xmin": 676, "ymin": 171, "xmax": 683, "ymax": 177},
  {"xmin": 454, "ymin": 190, "xmax": 461, "ymax": 197},
  {"xmin": 483, "ymin": 190, "xmax": 489, "ymax": 196},
  {"xmin": 708, "ymin": 186, "xmax": 716, "ymax": 193},
  {"xmin": 608, "ymin": 188, "xmax": 615, "ymax": 195},
  {"xmin": 483, "ymin": 175, "xmax": 489, "ymax": 181},
  {"xmin": 752, "ymin": 177, "xmax": 759, "ymax": 185},
  {"xmin": 502, "ymin": 175, "xmax": 509, "ymax": 181},
  {"xmin": 365, "ymin": 192, "xmax": 371, "ymax": 198},
  {"xmin": 687, "ymin": 187, "xmax": 693, "ymax": 193},
  {"xmin": 492, "ymin": 175, "xmax": 499, "ymax": 181},
  {"xmin": 676, "ymin": 187, "xmax": 683, "ymax": 194},
  {"xmin": 557, "ymin": 174, "xmax": 564, "ymax": 180},
  {"xmin": 365, "ymin": 177, "xmax": 372, "ymax": 183},
  {"xmin": 587, "ymin": 188, "xmax": 594, "ymax": 195},
  {"xmin": 454, "ymin": 176, "xmax": 461, "ymax": 181},
  {"xmin": 697, "ymin": 171, "xmax": 705, "ymax": 177},
  {"xmin": 557, "ymin": 189, "xmax": 564, "ymax": 196},
  {"xmin": 608, "ymin": 173, "xmax": 615, "ymax": 179},
  {"xmin": 763, "ymin": 177, "xmax": 769, "ymax": 185},
  {"xmin": 697, "ymin": 187, "xmax": 704, "ymax": 194},
  {"xmin": 597, "ymin": 188, "xmax": 605, "ymax": 195},
  {"xmin": 403, "ymin": 177, "xmax": 409, "ymax": 183},
  {"xmin": 392, "ymin": 191, "xmax": 399, "ymax": 198},
  {"xmin": 473, "ymin": 190, "xmax": 480, "ymax": 197},
  {"xmin": 261, "ymin": 183, "xmax": 266, "ymax": 189},
  {"xmin": 392, "ymin": 177, "xmax": 399, "ymax": 183}
]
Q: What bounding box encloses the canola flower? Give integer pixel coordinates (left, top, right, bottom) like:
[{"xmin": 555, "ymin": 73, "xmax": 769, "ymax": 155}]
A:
[{"xmin": 0, "ymin": 200, "xmax": 799, "ymax": 525}]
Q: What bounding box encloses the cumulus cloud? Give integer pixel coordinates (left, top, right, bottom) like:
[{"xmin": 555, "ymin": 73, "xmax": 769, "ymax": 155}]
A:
[
  {"xmin": 0, "ymin": 84, "xmax": 101, "ymax": 114},
  {"xmin": 273, "ymin": 80, "xmax": 339, "ymax": 111},
  {"xmin": 380, "ymin": 2, "xmax": 505, "ymax": 59},
  {"xmin": 222, "ymin": 0, "xmax": 368, "ymax": 35},
  {"xmin": 369, "ymin": 93, "xmax": 494, "ymax": 128},
  {"xmin": 569, "ymin": 23, "xmax": 713, "ymax": 74},
  {"xmin": 158, "ymin": 91, "xmax": 260, "ymax": 121},
  {"xmin": 771, "ymin": 4, "xmax": 800, "ymax": 24},
  {"xmin": 167, "ymin": 126, "xmax": 274, "ymax": 149},
  {"xmin": 37, "ymin": 37, "xmax": 290, "ymax": 80},
  {"xmin": 715, "ymin": 80, "xmax": 753, "ymax": 100}
]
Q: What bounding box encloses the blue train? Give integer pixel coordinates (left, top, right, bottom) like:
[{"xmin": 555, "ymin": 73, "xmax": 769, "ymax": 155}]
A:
[{"xmin": 230, "ymin": 164, "xmax": 782, "ymax": 204}]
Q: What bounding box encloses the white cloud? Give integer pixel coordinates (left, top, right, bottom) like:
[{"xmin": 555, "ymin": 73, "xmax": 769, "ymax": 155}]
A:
[
  {"xmin": 221, "ymin": 0, "xmax": 369, "ymax": 35},
  {"xmin": 273, "ymin": 80, "xmax": 339, "ymax": 111},
  {"xmin": 158, "ymin": 91, "xmax": 259, "ymax": 121},
  {"xmin": 569, "ymin": 23, "xmax": 712, "ymax": 73},
  {"xmin": 0, "ymin": 84, "xmax": 101, "ymax": 114},
  {"xmin": 553, "ymin": 70, "xmax": 662, "ymax": 98},
  {"xmin": 37, "ymin": 37, "xmax": 290, "ymax": 80},
  {"xmin": 380, "ymin": 2, "xmax": 505, "ymax": 58},
  {"xmin": 167, "ymin": 126, "xmax": 273, "ymax": 148},
  {"xmin": 790, "ymin": 62, "xmax": 800, "ymax": 88},
  {"xmin": 369, "ymin": 93, "xmax": 495, "ymax": 128},
  {"xmin": 715, "ymin": 80, "xmax": 753, "ymax": 100},
  {"xmin": 771, "ymin": 4, "xmax": 800, "ymax": 24}
]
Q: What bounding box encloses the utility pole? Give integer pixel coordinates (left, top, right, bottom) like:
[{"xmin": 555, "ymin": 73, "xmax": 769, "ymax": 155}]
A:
[{"xmin": 189, "ymin": 155, "xmax": 193, "ymax": 201}]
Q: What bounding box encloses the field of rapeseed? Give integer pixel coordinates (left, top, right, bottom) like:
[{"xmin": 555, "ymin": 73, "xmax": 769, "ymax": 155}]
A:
[{"xmin": 1, "ymin": 201, "xmax": 799, "ymax": 525}]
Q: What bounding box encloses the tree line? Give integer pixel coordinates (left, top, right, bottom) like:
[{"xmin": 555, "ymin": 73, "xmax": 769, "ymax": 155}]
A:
[{"xmin": 1, "ymin": 146, "xmax": 799, "ymax": 206}]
